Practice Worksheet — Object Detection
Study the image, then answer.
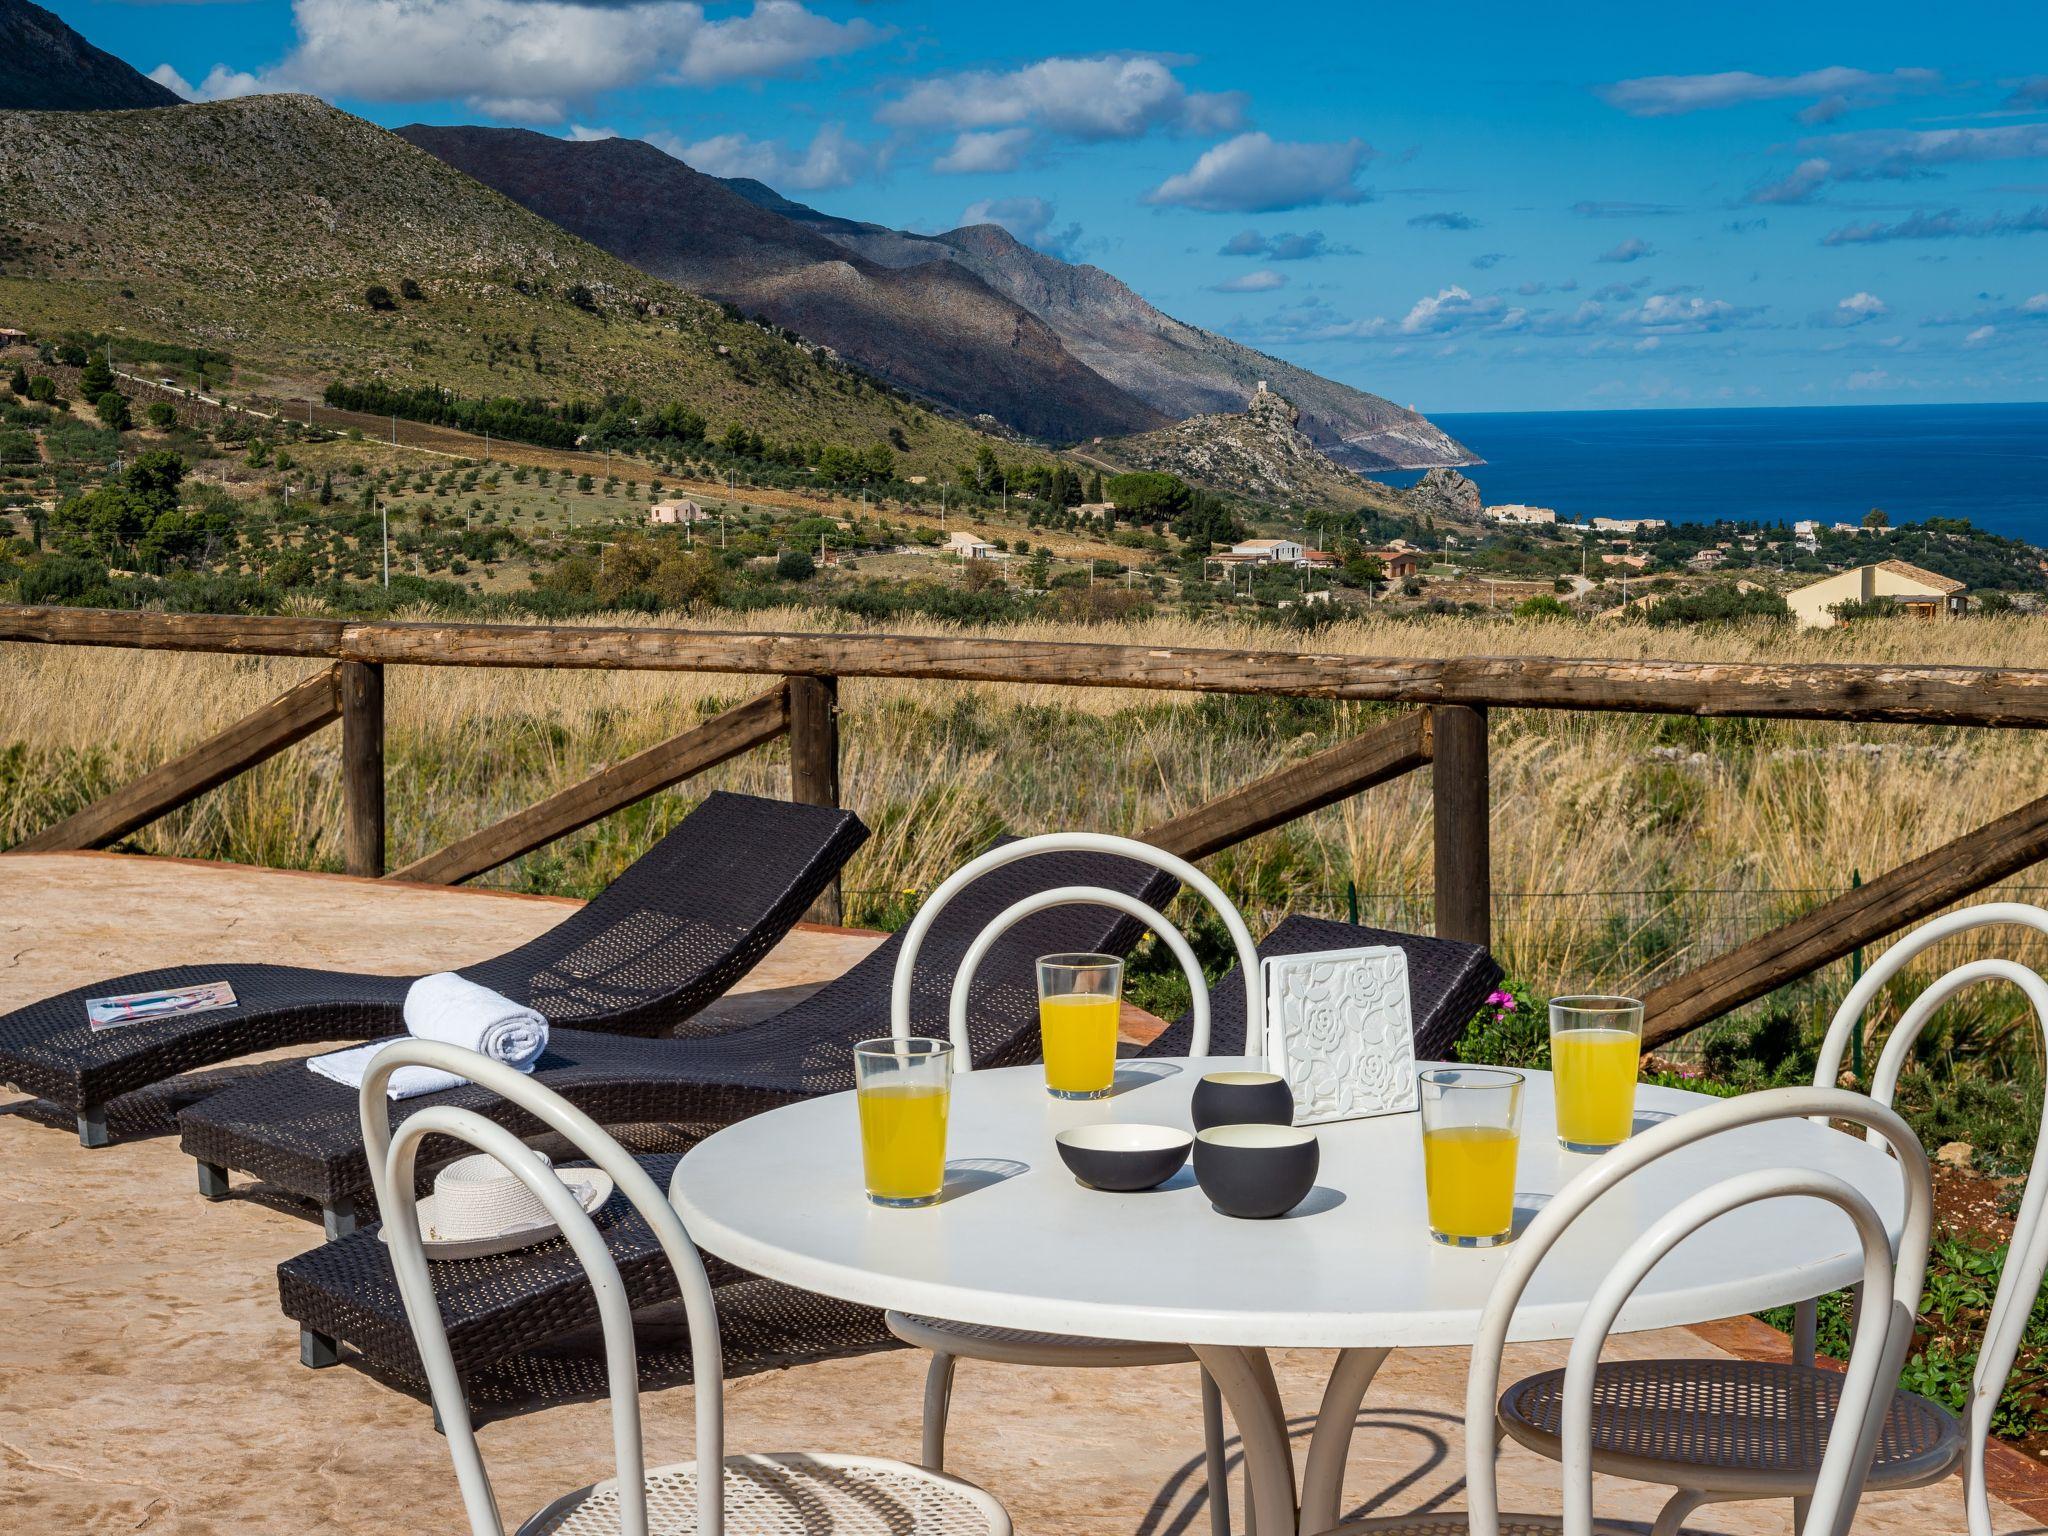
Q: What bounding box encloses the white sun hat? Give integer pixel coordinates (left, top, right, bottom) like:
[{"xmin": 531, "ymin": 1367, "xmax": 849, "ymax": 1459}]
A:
[{"xmin": 379, "ymin": 1148, "xmax": 615, "ymax": 1261}]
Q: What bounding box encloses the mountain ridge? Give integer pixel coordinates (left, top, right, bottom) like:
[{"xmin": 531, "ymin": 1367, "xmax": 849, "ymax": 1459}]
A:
[
  {"xmin": 0, "ymin": 0, "xmax": 183, "ymax": 112},
  {"xmin": 0, "ymin": 95, "xmax": 1040, "ymax": 474},
  {"xmin": 393, "ymin": 125, "xmax": 1167, "ymax": 444},
  {"xmin": 398, "ymin": 125, "xmax": 1472, "ymax": 471},
  {"xmin": 755, "ymin": 188, "xmax": 1475, "ymax": 473}
]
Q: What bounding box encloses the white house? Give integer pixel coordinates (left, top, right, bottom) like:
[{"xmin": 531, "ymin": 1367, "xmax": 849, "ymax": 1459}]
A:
[
  {"xmin": 946, "ymin": 530, "xmax": 997, "ymax": 559},
  {"xmin": 1589, "ymin": 516, "xmax": 1667, "ymax": 534},
  {"xmin": 1489, "ymin": 503, "xmax": 1558, "ymax": 526},
  {"xmin": 1787, "ymin": 560, "xmax": 1967, "ymax": 629},
  {"xmin": 648, "ymin": 499, "xmax": 708, "ymax": 526},
  {"xmin": 1224, "ymin": 537, "xmax": 1307, "ymax": 565}
]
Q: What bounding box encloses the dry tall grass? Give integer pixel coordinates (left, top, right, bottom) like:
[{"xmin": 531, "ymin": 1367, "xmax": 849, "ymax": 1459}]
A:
[{"xmin": 5, "ymin": 608, "xmax": 2046, "ymax": 1032}]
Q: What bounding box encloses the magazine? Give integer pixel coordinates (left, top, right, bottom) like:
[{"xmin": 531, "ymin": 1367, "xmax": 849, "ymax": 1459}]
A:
[{"xmin": 86, "ymin": 980, "xmax": 239, "ymax": 1030}]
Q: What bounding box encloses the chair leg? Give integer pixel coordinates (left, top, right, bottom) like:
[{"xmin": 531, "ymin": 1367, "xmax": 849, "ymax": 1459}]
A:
[
  {"xmin": 77, "ymin": 1108, "xmax": 108, "ymax": 1148},
  {"xmin": 196, "ymin": 1161, "xmax": 230, "ymax": 1200},
  {"xmin": 920, "ymin": 1351, "xmax": 957, "ymax": 1470},
  {"xmin": 1792, "ymin": 1494, "xmax": 1811, "ymax": 1534},
  {"xmin": 322, "ymin": 1199, "xmax": 357, "ymax": 1240},
  {"xmin": 1200, "ymin": 1367, "xmax": 1230, "ymax": 1536},
  {"xmin": 1652, "ymin": 1488, "xmax": 1710, "ymax": 1536},
  {"xmin": 299, "ymin": 1328, "xmax": 340, "ymax": 1369}
]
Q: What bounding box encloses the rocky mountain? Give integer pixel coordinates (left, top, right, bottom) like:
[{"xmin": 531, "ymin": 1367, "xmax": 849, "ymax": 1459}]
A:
[
  {"xmin": 731, "ymin": 184, "xmax": 1473, "ymax": 473},
  {"xmin": 403, "ymin": 126, "xmax": 1470, "ymax": 469},
  {"xmin": 1084, "ymin": 385, "xmax": 1408, "ymax": 510},
  {"xmin": 0, "ymin": 96, "xmax": 1028, "ymax": 473},
  {"xmin": 0, "ymin": 0, "xmax": 182, "ymax": 111},
  {"xmin": 395, "ymin": 125, "xmax": 1165, "ymax": 444}
]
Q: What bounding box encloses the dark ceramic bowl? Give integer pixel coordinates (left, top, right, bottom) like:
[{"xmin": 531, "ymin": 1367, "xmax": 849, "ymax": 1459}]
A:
[
  {"xmin": 1193, "ymin": 1124, "xmax": 1320, "ymax": 1219},
  {"xmin": 1055, "ymin": 1123, "xmax": 1193, "ymax": 1192},
  {"xmin": 1190, "ymin": 1071, "xmax": 1294, "ymax": 1133}
]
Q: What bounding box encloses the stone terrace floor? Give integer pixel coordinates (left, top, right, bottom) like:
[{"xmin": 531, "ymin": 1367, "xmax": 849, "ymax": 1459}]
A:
[{"xmin": 2, "ymin": 851, "xmax": 2044, "ymax": 1534}]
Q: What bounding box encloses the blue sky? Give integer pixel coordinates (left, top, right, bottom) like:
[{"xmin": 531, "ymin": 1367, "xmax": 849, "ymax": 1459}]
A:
[{"xmin": 60, "ymin": 0, "xmax": 2048, "ymax": 412}]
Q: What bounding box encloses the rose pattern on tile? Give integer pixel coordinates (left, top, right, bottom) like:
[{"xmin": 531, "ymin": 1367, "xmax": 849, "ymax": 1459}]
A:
[{"xmin": 1264, "ymin": 946, "xmax": 1419, "ymax": 1126}]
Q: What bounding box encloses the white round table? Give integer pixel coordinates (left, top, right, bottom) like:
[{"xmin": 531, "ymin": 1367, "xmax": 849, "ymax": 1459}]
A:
[{"xmin": 672, "ymin": 1058, "xmax": 1905, "ymax": 1535}]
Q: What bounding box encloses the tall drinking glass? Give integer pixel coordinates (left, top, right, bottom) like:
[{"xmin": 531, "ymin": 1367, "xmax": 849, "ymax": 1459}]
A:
[
  {"xmin": 854, "ymin": 1037, "xmax": 952, "ymax": 1208},
  {"xmin": 1419, "ymin": 1066, "xmax": 1524, "ymax": 1248},
  {"xmin": 1038, "ymin": 953, "xmax": 1122, "ymax": 1100},
  {"xmin": 1549, "ymin": 995, "xmax": 1644, "ymax": 1153}
]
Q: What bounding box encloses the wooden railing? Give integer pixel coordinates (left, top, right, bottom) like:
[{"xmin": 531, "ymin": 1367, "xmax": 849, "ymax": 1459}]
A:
[{"xmin": 5, "ymin": 603, "xmax": 2046, "ymax": 1046}]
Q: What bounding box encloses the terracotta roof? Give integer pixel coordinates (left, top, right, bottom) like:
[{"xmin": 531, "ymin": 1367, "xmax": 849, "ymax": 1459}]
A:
[{"xmin": 1878, "ymin": 558, "xmax": 1965, "ymax": 594}]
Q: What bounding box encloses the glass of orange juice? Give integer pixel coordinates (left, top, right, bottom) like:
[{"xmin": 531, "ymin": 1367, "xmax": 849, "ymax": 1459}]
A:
[
  {"xmin": 1419, "ymin": 1067, "xmax": 1524, "ymax": 1248},
  {"xmin": 854, "ymin": 1037, "xmax": 952, "ymax": 1207},
  {"xmin": 1037, "ymin": 953, "xmax": 1122, "ymax": 1100},
  {"xmin": 1549, "ymin": 995, "xmax": 1644, "ymax": 1153}
]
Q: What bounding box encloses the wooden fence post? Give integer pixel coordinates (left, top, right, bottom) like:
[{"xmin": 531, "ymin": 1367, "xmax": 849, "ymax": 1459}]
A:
[
  {"xmin": 341, "ymin": 660, "xmax": 385, "ymax": 878},
  {"xmin": 788, "ymin": 673, "xmax": 842, "ymax": 924},
  {"xmin": 1432, "ymin": 705, "xmax": 1491, "ymax": 949}
]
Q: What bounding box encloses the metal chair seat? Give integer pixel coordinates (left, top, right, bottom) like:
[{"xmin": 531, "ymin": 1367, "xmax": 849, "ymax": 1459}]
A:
[
  {"xmin": 520, "ymin": 1452, "xmax": 1009, "ymax": 1535},
  {"xmin": 1497, "ymin": 1358, "xmax": 1964, "ymax": 1495},
  {"xmin": 886, "ymin": 1311, "xmax": 1197, "ymax": 1368}
]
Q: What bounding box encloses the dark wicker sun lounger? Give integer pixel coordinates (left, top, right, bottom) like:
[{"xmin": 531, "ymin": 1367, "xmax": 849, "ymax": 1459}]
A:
[
  {"xmin": 179, "ymin": 842, "xmax": 1178, "ymax": 1235},
  {"xmin": 0, "ymin": 791, "xmax": 867, "ymax": 1147},
  {"xmin": 270, "ymin": 913, "xmax": 1499, "ymax": 1409}
]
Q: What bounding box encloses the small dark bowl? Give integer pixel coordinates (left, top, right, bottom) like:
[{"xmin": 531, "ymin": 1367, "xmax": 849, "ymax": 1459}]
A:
[
  {"xmin": 1190, "ymin": 1071, "xmax": 1294, "ymax": 1133},
  {"xmin": 1193, "ymin": 1124, "xmax": 1320, "ymax": 1219},
  {"xmin": 1055, "ymin": 1123, "xmax": 1193, "ymax": 1192}
]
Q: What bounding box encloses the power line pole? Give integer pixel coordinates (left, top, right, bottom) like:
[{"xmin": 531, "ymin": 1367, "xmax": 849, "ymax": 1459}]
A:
[{"xmin": 379, "ymin": 496, "xmax": 389, "ymax": 587}]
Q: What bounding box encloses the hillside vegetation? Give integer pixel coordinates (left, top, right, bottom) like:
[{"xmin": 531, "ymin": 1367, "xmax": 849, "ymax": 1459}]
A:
[{"xmin": 0, "ymin": 95, "xmax": 1034, "ymax": 478}]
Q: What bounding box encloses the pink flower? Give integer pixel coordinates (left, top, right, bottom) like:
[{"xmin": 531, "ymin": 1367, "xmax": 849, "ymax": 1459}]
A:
[{"xmin": 1486, "ymin": 989, "xmax": 1517, "ymax": 1011}]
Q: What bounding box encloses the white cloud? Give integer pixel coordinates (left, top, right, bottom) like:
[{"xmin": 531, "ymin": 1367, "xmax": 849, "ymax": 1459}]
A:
[
  {"xmin": 1599, "ymin": 66, "xmax": 1941, "ymax": 118},
  {"xmin": 673, "ymin": 0, "xmax": 879, "ymax": 86},
  {"xmin": 1964, "ymin": 325, "xmax": 1997, "ymax": 346},
  {"xmin": 566, "ymin": 123, "xmax": 619, "ymax": 142},
  {"xmin": 1844, "ymin": 367, "xmax": 1893, "ymax": 390},
  {"xmin": 882, "ymin": 53, "xmax": 1244, "ymax": 142},
  {"xmin": 1815, "ymin": 291, "xmax": 1889, "ymax": 328},
  {"xmin": 1625, "ymin": 293, "xmax": 1755, "ymax": 333},
  {"xmin": 1212, "ymin": 269, "xmax": 1287, "ymax": 293},
  {"xmin": 148, "ymin": 62, "xmax": 262, "ymax": 100},
  {"xmin": 1754, "ymin": 124, "xmax": 2048, "ymax": 204},
  {"xmin": 176, "ymin": 0, "xmax": 877, "ymax": 123},
  {"xmin": 1145, "ymin": 131, "xmax": 1372, "ymax": 213},
  {"xmin": 959, "ymin": 196, "xmax": 1083, "ymax": 259},
  {"xmin": 681, "ymin": 122, "xmax": 876, "ymax": 191},
  {"xmin": 1596, "ymin": 236, "xmax": 1654, "ymax": 263},
  {"xmin": 933, "ymin": 128, "xmax": 1032, "ymax": 175}
]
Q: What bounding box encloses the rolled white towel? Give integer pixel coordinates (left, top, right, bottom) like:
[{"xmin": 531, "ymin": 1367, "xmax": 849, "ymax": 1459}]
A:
[{"xmin": 403, "ymin": 972, "xmax": 548, "ymax": 1070}]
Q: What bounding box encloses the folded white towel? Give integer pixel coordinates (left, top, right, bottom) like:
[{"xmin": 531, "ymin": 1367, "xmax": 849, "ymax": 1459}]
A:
[
  {"xmin": 308, "ymin": 1038, "xmax": 471, "ymax": 1100},
  {"xmin": 402, "ymin": 972, "xmax": 548, "ymax": 1070}
]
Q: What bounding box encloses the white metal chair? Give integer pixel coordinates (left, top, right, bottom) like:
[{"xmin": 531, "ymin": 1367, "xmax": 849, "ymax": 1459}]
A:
[
  {"xmin": 1328, "ymin": 1085, "xmax": 1934, "ymax": 1536},
  {"xmin": 882, "ymin": 832, "xmax": 1265, "ymax": 1535},
  {"xmin": 1499, "ymin": 902, "xmax": 2048, "ymax": 1535},
  {"xmin": 361, "ymin": 1039, "xmax": 1013, "ymax": 1536}
]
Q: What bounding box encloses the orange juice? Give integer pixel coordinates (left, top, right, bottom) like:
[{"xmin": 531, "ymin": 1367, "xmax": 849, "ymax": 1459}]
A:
[
  {"xmin": 1041, "ymin": 993, "xmax": 1119, "ymax": 1098},
  {"xmin": 1552, "ymin": 1027, "xmax": 1640, "ymax": 1150},
  {"xmin": 857, "ymin": 1082, "xmax": 949, "ymax": 1203},
  {"xmin": 1423, "ymin": 1125, "xmax": 1518, "ymax": 1243}
]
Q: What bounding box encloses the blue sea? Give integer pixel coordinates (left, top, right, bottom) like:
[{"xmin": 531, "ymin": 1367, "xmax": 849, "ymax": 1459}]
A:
[{"xmin": 1369, "ymin": 403, "xmax": 2048, "ymax": 545}]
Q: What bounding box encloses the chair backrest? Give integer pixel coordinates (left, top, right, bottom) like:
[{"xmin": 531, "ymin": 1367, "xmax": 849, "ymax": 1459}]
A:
[
  {"xmin": 889, "ymin": 832, "xmax": 1262, "ymax": 1071},
  {"xmin": 1809, "ymin": 901, "xmax": 2048, "ymax": 1536},
  {"xmin": 1465, "ymin": 1086, "xmax": 1933, "ymax": 1536},
  {"xmin": 360, "ymin": 1041, "xmax": 726, "ymax": 1536},
  {"xmin": 464, "ymin": 790, "xmax": 867, "ymax": 1027}
]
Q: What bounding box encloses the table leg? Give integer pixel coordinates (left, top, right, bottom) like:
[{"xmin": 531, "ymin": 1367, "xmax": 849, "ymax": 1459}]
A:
[
  {"xmin": 1193, "ymin": 1345, "xmax": 1300, "ymax": 1536},
  {"xmin": 1298, "ymin": 1347, "xmax": 1392, "ymax": 1534}
]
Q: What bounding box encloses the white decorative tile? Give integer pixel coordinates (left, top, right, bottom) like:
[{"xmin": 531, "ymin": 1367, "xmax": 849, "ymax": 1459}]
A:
[{"xmin": 1262, "ymin": 946, "xmax": 1419, "ymax": 1125}]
